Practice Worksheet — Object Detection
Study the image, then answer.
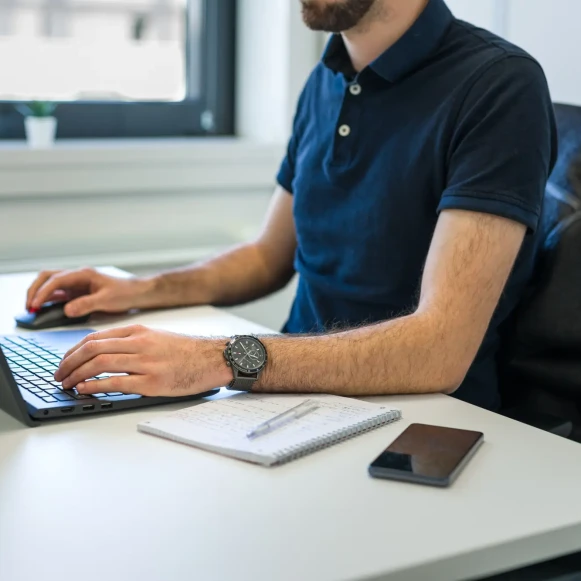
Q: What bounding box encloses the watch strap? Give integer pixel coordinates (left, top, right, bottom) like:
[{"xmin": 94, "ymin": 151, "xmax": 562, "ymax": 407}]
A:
[{"xmin": 228, "ymin": 374, "xmax": 257, "ymax": 392}]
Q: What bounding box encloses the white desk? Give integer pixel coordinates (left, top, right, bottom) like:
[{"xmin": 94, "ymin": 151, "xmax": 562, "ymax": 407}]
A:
[{"xmin": 2, "ymin": 270, "xmax": 581, "ymax": 581}]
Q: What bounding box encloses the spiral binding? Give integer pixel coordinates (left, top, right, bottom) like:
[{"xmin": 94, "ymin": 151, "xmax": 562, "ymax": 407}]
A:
[{"xmin": 271, "ymin": 409, "xmax": 402, "ymax": 466}]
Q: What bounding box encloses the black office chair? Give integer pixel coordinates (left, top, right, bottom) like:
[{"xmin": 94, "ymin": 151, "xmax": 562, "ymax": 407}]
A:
[{"xmin": 499, "ymin": 103, "xmax": 581, "ymax": 440}]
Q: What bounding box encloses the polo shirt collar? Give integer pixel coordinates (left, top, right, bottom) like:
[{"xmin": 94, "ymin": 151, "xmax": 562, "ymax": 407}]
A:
[{"xmin": 322, "ymin": 0, "xmax": 454, "ymax": 83}]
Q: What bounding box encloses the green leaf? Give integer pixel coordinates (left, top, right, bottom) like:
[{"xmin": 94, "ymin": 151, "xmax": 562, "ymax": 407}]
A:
[{"xmin": 15, "ymin": 101, "xmax": 57, "ymax": 117}]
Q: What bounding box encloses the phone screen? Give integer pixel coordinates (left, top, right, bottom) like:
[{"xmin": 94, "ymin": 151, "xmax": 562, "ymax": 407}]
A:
[{"xmin": 369, "ymin": 423, "xmax": 483, "ymax": 486}]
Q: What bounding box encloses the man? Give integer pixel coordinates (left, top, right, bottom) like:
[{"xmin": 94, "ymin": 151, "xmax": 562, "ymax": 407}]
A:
[{"xmin": 27, "ymin": 0, "xmax": 556, "ymax": 410}]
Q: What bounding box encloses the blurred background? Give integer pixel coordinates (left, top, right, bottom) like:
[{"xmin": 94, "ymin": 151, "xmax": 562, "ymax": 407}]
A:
[
  {"xmin": 0, "ymin": 0, "xmax": 579, "ymax": 330},
  {"xmin": 1, "ymin": 0, "xmax": 196, "ymax": 102}
]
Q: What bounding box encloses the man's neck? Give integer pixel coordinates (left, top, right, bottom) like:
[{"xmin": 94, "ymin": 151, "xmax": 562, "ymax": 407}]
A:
[{"xmin": 342, "ymin": 0, "xmax": 429, "ymax": 72}]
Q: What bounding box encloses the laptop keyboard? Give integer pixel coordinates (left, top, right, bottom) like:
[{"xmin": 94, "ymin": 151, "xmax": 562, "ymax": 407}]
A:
[{"xmin": 0, "ymin": 335, "xmax": 124, "ymax": 404}]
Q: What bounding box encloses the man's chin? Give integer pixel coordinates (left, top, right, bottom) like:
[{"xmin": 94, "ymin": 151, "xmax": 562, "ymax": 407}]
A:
[{"xmin": 300, "ymin": 0, "xmax": 377, "ymax": 33}]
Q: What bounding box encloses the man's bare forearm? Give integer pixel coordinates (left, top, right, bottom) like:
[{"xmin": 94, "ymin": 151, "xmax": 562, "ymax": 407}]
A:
[
  {"xmin": 254, "ymin": 312, "xmax": 464, "ymax": 396},
  {"xmin": 247, "ymin": 211, "xmax": 526, "ymax": 398},
  {"xmin": 139, "ymin": 242, "xmax": 294, "ymax": 309}
]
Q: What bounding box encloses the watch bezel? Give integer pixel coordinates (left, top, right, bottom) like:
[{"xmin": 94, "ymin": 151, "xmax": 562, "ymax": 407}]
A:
[{"xmin": 224, "ymin": 335, "xmax": 268, "ymax": 374}]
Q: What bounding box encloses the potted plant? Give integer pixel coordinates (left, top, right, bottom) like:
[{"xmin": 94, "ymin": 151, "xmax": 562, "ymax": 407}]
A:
[{"xmin": 16, "ymin": 101, "xmax": 58, "ymax": 149}]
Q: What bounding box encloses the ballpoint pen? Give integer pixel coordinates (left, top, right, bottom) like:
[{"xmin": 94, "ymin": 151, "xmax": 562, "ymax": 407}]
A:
[{"xmin": 246, "ymin": 399, "xmax": 319, "ymax": 439}]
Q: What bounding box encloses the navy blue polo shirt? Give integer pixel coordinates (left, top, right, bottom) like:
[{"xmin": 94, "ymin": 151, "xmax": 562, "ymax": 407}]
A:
[{"xmin": 277, "ymin": 0, "xmax": 557, "ymax": 410}]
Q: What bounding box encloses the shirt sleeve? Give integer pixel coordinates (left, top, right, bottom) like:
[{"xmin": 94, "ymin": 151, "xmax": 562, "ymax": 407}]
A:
[
  {"xmin": 276, "ymin": 87, "xmax": 308, "ymax": 194},
  {"xmin": 276, "ymin": 133, "xmax": 299, "ymax": 194},
  {"xmin": 438, "ymin": 56, "xmax": 557, "ymax": 231}
]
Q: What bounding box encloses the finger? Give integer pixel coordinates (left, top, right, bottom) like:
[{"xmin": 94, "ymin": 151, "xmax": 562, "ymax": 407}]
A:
[
  {"xmin": 31, "ymin": 271, "xmax": 93, "ymax": 310},
  {"xmin": 30, "ymin": 290, "xmax": 70, "ymax": 310},
  {"xmin": 26, "ymin": 270, "xmax": 59, "ymax": 310},
  {"xmin": 60, "ymin": 354, "xmax": 142, "ymax": 390},
  {"xmin": 57, "ymin": 334, "xmax": 140, "ymax": 380},
  {"xmin": 62, "ymin": 326, "xmax": 138, "ymax": 360},
  {"xmin": 64, "ymin": 291, "xmax": 108, "ymax": 317},
  {"xmin": 38, "ymin": 289, "xmax": 80, "ymax": 308},
  {"xmin": 57, "ymin": 337, "xmax": 139, "ymax": 381},
  {"xmin": 47, "ymin": 290, "xmax": 69, "ymax": 303},
  {"xmin": 77, "ymin": 375, "xmax": 147, "ymax": 396}
]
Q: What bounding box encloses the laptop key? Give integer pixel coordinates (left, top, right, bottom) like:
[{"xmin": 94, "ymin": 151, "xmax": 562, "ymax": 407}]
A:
[
  {"xmin": 39, "ymin": 363, "xmax": 57, "ymax": 371},
  {"xmin": 53, "ymin": 393, "xmax": 75, "ymax": 401},
  {"xmin": 41, "ymin": 396, "xmax": 57, "ymax": 403}
]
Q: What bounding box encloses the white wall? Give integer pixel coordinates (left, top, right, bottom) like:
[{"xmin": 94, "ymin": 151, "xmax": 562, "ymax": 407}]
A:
[
  {"xmin": 445, "ymin": 0, "xmax": 500, "ymax": 33},
  {"xmin": 444, "ymin": 0, "xmax": 581, "ymax": 106},
  {"xmin": 507, "ymin": 0, "xmax": 581, "ymax": 106},
  {"xmin": 236, "ymin": 0, "xmax": 321, "ymax": 142}
]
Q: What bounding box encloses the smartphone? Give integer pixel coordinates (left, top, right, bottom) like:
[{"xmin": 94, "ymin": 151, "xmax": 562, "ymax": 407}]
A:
[{"xmin": 368, "ymin": 423, "xmax": 484, "ymax": 487}]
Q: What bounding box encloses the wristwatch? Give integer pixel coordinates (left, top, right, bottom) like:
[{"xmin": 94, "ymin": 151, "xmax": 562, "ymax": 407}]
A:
[{"xmin": 223, "ymin": 335, "xmax": 268, "ymax": 391}]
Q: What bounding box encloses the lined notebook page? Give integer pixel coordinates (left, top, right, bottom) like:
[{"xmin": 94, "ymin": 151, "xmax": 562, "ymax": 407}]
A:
[{"xmin": 138, "ymin": 394, "xmax": 401, "ymax": 466}]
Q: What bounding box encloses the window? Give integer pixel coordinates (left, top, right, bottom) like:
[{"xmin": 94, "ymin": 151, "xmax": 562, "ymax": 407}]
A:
[{"xmin": 0, "ymin": 0, "xmax": 235, "ymax": 138}]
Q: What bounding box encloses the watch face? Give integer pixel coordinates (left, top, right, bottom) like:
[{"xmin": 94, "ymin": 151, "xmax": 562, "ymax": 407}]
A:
[{"xmin": 229, "ymin": 336, "xmax": 267, "ymax": 373}]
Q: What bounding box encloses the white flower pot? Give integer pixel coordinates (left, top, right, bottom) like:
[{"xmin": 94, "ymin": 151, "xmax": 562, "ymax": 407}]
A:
[{"xmin": 24, "ymin": 116, "xmax": 57, "ymax": 149}]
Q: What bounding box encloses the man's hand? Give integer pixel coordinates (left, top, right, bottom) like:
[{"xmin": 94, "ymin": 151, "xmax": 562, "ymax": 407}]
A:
[
  {"xmin": 53, "ymin": 325, "xmax": 233, "ymax": 397},
  {"xmin": 26, "ymin": 268, "xmax": 157, "ymax": 317},
  {"xmin": 26, "ymin": 187, "xmax": 296, "ymax": 317}
]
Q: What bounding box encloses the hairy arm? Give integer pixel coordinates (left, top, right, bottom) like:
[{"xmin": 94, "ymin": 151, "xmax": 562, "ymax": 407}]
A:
[
  {"xmin": 54, "ymin": 209, "xmax": 528, "ymax": 399},
  {"xmin": 146, "ymin": 187, "xmax": 297, "ymax": 308},
  {"xmin": 253, "ymin": 210, "xmax": 526, "ymax": 395}
]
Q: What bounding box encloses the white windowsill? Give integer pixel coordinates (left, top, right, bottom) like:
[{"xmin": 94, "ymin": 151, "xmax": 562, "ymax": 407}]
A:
[
  {"xmin": 0, "ymin": 136, "xmax": 281, "ymax": 161},
  {"xmin": 0, "ymin": 135, "xmax": 282, "ymax": 274},
  {"xmin": 0, "ymin": 137, "xmax": 285, "ymax": 198}
]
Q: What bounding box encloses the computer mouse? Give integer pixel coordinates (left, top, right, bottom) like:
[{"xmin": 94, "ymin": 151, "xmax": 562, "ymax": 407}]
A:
[{"xmin": 14, "ymin": 302, "xmax": 90, "ymax": 330}]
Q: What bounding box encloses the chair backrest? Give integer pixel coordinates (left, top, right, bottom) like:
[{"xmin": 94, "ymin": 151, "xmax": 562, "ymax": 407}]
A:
[{"xmin": 501, "ymin": 104, "xmax": 581, "ymax": 405}]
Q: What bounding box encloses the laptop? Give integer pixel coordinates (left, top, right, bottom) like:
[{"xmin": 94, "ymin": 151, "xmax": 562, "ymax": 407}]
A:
[{"xmin": 0, "ymin": 329, "xmax": 219, "ymax": 427}]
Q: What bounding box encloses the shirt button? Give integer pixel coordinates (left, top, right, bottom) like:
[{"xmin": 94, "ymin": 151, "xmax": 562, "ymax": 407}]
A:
[
  {"xmin": 338, "ymin": 124, "xmax": 351, "ymax": 137},
  {"xmin": 349, "ymin": 83, "xmax": 362, "ymax": 96}
]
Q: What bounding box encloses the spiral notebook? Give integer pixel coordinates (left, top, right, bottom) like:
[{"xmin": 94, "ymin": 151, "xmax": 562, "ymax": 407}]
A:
[{"xmin": 137, "ymin": 393, "xmax": 402, "ymax": 466}]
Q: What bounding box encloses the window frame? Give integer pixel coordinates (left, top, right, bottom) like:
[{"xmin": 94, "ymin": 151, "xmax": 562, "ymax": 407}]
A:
[{"xmin": 0, "ymin": 0, "xmax": 236, "ymax": 139}]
